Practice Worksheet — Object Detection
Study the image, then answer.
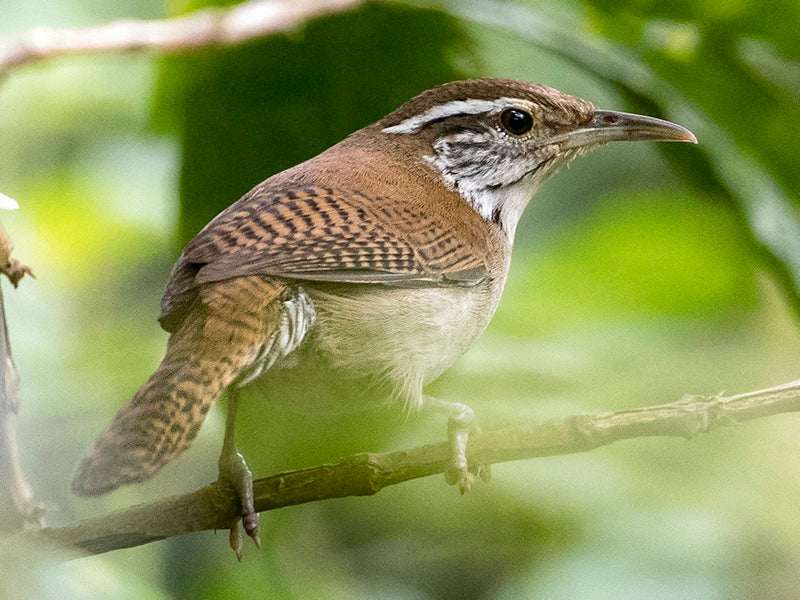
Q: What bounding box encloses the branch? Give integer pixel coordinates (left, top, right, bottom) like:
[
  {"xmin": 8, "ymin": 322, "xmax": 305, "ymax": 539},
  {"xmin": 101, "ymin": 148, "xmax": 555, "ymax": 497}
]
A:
[
  {"xmin": 0, "ymin": 220, "xmax": 41, "ymax": 534},
  {"xmin": 0, "ymin": 0, "xmax": 365, "ymax": 76},
  {"xmin": 21, "ymin": 378, "xmax": 800, "ymax": 557}
]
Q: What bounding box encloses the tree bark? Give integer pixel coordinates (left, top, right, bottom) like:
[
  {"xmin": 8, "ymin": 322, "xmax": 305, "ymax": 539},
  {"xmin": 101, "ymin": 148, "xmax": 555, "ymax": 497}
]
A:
[{"xmin": 20, "ymin": 378, "xmax": 800, "ymax": 557}]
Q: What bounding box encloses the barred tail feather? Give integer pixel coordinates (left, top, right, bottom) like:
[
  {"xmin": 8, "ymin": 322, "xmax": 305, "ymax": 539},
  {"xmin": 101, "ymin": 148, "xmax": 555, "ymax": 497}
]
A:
[
  {"xmin": 72, "ymin": 276, "xmax": 285, "ymax": 497},
  {"xmin": 72, "ymin": 341, "xmax": 236, "ymax": 496}
]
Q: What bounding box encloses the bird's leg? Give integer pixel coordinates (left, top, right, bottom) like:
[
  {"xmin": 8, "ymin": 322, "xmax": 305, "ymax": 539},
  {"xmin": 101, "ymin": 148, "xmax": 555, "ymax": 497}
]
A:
[
  {"xmin": 423, "ymin": 396, "xmax": 491, "ymax": 493},
  {"xmin": 218, "ymin": 386, "xmax": 260, "ymax": 559}
]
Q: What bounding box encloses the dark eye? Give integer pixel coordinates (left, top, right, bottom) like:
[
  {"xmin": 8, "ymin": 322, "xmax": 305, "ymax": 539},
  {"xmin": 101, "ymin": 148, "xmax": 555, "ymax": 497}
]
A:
[{"xmin": 500, "ymin": 109, "xmax": 534, "ymax": 136}]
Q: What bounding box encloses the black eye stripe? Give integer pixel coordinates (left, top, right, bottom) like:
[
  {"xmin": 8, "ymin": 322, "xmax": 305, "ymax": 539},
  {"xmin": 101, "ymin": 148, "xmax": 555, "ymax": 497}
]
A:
[
  {"xmin": 441, "ymin": 124, "xmax": 484, "ymax": 136},
  {"xmin": 500, "ymin": 109, "xmax": 534, "ymax": 136}
]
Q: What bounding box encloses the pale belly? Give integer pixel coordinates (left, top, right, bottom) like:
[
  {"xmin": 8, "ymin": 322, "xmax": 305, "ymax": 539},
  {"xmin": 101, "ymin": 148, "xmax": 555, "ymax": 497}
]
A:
[{"xmin": 253, "ymin": 280, "xmax": 503, "ymax": 413}]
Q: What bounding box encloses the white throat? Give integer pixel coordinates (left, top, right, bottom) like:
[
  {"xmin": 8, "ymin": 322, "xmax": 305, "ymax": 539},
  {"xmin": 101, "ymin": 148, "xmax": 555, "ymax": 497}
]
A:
[
  {"xmin": 426, "ymin": 155, "xmax": 540, "ymax": 242},
  {"xmin": 382, "ymin": 97, "xmax": 584, "ymax": 241}
]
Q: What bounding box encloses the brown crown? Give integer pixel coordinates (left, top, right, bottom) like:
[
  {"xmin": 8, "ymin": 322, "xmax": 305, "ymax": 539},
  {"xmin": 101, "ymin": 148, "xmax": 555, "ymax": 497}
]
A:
[{"xmin": 380, "ymin": 78, "xmax": 595, "ymax": 128}]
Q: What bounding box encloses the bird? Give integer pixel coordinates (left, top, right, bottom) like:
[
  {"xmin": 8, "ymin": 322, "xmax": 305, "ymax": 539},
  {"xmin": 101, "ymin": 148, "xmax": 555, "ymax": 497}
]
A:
[{"xmin": 72, "ymin": 78, "xmax": 696, "ymax": 555}]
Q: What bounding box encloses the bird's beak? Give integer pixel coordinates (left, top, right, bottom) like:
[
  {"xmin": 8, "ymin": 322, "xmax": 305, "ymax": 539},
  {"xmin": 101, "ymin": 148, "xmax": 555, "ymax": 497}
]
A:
[{"xmin": 555, "ymin": 110, "xmax": 697, "ymax": 149}]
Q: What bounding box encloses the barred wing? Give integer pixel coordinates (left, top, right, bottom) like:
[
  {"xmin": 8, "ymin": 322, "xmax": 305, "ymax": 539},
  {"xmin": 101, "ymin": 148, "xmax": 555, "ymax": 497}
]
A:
[{"xmin": 160, "ymin": 185, "xmax": 488, "ymax": 331}]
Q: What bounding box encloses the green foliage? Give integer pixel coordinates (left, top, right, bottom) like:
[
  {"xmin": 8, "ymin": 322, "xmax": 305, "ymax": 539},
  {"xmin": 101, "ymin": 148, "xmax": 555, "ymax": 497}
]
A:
[
  {"xmin": 494, "ymin": 193, "xmax": 758, "ymax": 338},
  {"xmin": 584, "ymin": 0, "xmax": 800, "ymax": 303},
  {"xmin": 154, "ymin": 3, "xmax": 471, "ymax": 246}
]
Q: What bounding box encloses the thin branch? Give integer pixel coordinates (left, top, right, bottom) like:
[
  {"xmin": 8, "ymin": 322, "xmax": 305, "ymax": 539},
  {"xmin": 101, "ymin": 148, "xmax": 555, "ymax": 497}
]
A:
[
  {"xmin": 20, "ymin": 378, "xmax": 800, "ymax": 557},
  {"xmin": 0, "ymin": 221, "xmax": 41, "ymax": 534},
  {"xmin": 0, "ymin": 0, "xmax": 365, "ymax": 75}
]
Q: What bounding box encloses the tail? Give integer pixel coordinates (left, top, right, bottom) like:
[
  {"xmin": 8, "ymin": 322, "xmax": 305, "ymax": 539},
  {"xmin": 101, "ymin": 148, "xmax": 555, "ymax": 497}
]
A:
[{"xmin": 72, "ymin": 276, "xmax": 285, "ymax": 497}]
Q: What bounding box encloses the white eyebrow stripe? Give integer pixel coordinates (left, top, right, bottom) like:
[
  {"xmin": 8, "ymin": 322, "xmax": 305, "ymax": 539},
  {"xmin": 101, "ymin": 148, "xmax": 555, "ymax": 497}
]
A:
[{"xmin": 383, "ymin": 97, "xmax": 525, "ymax": 134}]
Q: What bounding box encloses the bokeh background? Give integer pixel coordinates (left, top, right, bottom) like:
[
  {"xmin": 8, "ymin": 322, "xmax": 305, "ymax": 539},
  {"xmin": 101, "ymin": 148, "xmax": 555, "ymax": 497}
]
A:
[{"xmin": 2, "ymin": 0, "xmax": 800, "ymax": 598}]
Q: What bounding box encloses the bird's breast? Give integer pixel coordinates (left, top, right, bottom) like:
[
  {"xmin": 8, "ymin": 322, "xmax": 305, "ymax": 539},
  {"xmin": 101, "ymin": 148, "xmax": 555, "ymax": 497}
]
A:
[{"xmin": 298, "ymin": 278, "xmax": 503, "ymax": 409}]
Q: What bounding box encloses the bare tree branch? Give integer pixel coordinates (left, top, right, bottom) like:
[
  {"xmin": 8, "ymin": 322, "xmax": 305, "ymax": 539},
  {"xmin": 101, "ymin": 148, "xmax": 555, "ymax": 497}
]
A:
[
  {"xmin": 18, "ymin": 378, "xmax": 800, "ymax": 557},
  {"xmin": 0, "ymin": 0, "xmax": 365, "ymax": 75},
  {"xmin": 0, "ymin": 221, "xmax": 41, "ymax": 534}
]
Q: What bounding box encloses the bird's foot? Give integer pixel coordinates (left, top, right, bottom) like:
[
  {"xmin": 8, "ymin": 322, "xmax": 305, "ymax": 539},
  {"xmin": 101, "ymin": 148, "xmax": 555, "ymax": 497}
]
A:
[
  {"xmin": 444, "ymin": 457, "xmax": 492, "ymax": 494},
  {"xmin": 426, "ymin": 397, "xmax": 490, "ymax": 493},
  {"xmin": 218, "ymin": 449, "xmax": 260, "ymax": 559}
]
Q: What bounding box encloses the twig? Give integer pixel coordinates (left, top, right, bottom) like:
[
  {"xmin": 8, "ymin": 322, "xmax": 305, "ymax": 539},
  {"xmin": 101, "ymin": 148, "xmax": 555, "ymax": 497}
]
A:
[
  {"xmin": 0, "ymin": 0, "xmax": 365, "ymax": 75},
  {"xmin": 0, "ymin": 221, "xmax": 41, "ymax": 534},
  {"xmin": 21, "ymin": 378, "xmax": 800, "ymax": 557}
]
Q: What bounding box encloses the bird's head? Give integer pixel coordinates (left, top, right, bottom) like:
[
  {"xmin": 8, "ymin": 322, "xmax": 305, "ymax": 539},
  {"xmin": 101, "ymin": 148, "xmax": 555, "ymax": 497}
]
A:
[{"xmin": 380, "ymin": 78, "xmax": 696, "ymax": 237}]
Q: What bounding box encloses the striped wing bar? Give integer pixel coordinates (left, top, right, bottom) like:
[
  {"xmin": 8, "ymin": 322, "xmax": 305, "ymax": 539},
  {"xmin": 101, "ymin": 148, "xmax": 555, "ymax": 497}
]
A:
[{"xmin": 160, "ymin": 185, "xmax": 488, "ymax": 331}]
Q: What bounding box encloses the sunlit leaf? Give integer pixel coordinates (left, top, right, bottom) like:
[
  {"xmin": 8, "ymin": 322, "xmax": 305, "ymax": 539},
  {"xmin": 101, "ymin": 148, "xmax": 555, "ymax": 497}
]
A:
[{"xmin": 0, "ymin": 191, "xmax": 19, "ymax": 210}]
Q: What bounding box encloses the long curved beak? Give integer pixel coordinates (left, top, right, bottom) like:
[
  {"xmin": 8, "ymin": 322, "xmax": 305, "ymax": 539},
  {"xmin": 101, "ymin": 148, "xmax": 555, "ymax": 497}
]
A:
[{"xmin": 556, "ymin": 110, "xmax": 697, "ymax": 149}]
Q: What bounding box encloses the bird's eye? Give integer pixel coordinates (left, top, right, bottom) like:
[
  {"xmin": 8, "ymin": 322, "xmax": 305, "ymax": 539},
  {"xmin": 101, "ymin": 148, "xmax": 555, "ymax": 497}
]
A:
[{"xmin": 500, "ymin": 109, "xmax": 534, "ymax": 136}]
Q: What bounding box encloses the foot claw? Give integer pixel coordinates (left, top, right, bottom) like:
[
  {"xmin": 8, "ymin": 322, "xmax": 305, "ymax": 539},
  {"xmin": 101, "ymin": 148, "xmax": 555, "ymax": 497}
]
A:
[
  {"xmin": 243, "ymin": 511, "xmax": 260, "ymax": 548},
  {"xmin": 219, "ymin": 450, "xmax": 260, "ymax": 557},
  {"xmin": 441, "ymin": 400, "xmax": 483, "ymax": 493},
  {"xmin": 444, "ymin": 463, "xmax": 477, "ymax": 493},
  {"xmin": 229, "ymin": 522, "xmax": 243, "ymax": 562},
  {"xmin": 459, "ymin": 471, "xmax": 475, "ymax": 494},
  {"xmin": 424, "ymin": 397, "xmax": 492, "ymax": 493},
  {"xmin": 444, "ymin": 464, "xmax": 462, "ymax": 486}
]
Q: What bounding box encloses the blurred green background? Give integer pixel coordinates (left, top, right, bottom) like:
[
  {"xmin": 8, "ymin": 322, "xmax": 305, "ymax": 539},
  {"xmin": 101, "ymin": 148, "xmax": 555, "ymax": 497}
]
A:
[{"xmin": 2, "ymin": 0, "xmax": 800, "ymax": 598}]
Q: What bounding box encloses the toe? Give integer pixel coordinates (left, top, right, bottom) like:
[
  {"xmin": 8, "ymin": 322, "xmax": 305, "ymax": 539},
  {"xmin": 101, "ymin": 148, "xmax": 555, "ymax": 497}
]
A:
[
  {"xmin": 229, "ymin": 522, "xmax": 243, "ymax": 561},
  {"xmin": 444, "ymin": 464, "xmax": 463, "ymax": 486},
  {"xmin": 458, "ymin": 471, "xmax": 475, "ymax": 494},
  {"xmin": 243, "ymin": 511, "xmax": 260, "ymax": 547}
]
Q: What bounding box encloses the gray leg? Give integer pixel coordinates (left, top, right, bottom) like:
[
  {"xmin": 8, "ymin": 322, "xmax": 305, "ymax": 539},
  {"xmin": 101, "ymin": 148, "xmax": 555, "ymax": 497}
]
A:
[
  {"xmin": 218, "ymin": 387, "xmax": 260, "ymax": 559},
  {"xmin": 423, "ymin": 396, "xmax": 490, "ymax": 493}
]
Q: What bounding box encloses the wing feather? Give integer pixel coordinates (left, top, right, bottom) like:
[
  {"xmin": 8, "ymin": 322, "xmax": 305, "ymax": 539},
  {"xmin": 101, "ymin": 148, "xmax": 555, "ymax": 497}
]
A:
[{"xmin": 159, "ymin": 185, "xmax": 488, "ymax": 331}]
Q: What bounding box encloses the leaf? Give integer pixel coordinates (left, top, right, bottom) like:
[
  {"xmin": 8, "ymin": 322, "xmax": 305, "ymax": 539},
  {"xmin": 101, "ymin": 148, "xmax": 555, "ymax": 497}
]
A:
[{"xmin": 0, "ymin": 192, "xmax": 19, "ymax": 210}]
